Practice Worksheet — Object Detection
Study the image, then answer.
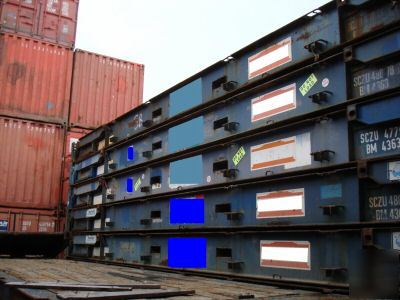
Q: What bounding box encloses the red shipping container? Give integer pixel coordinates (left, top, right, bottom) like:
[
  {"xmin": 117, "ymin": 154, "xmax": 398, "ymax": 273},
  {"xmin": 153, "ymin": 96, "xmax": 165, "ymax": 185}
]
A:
[
  {"xmin": 0, "ymin": 33, "xmax": 73, "ymax": 124},
  {"xmin": 0, "ymin": 117, "xmax": 64, "ymax": 210},
  {"xmin": 69, "ymin": 49, "xmax": 144, "ymax": 129},
  {"xmin": 0, "ymin": 0, "xmax": 79, "ymax": 47},
  {"xmin": 0, "ymin": 207, "xmax": 60, "ymax": 233}
]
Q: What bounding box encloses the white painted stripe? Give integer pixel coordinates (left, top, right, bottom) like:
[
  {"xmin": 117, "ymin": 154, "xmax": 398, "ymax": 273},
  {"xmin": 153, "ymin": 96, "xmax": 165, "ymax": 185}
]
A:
[
  {"xmin": 251, "ymin": 85, "xmax": 296, "ymax": 119},
  {"xmin": 93, "ymin": 219, "xmax": 102, "ymax": 229},
  {"xmin": 93, "ymin": 194, "xmax": 103, "ymax": 205},
  {"xmin": 248, "ymin": 38, "xmax": 291, "ymax": 78},
  {"xmin": 250, "ymin": 132, "xmax": 311, "ymax": 171},
  {"xmin": 261, "ymin": 244, "xmax": 309, "ymax": 263},
  {"xmin": 257, "ymin": 191, "xmax": 304, "ymax": 213},
  {"xmin": 85, "ymin": 235, "xmax": 97, "ymax": 245},
  {"xmin": 97, "ymin": 165, "xmax": 105, "ymax": 175},
  {"xmin": 251, "ymin": 137, "xmax": 296, "ymax": 170},
  {"xmin": 285, "ymin": 132, "xmax": 312, "ymax": 169}
]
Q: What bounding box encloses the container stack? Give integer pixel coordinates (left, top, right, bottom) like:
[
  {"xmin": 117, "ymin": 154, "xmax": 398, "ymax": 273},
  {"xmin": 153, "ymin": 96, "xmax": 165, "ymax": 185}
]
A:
[
  {"xmin": 0, "ymin": 0, "xmax": 144, "ymax": 256},
  {"xmin": 68, "ymin": 0, "xmax": 400, "ymax": 295}
]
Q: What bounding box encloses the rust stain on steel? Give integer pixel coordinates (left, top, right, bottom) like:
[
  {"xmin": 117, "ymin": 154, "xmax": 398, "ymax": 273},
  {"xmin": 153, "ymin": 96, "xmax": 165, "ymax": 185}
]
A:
[
  {"xmin": 6, "ymin": 62, "xmax": 26, "ymax": 85},
  {"xmin": 0, "ymin": 0, "xmax": 79, "ymax": 48},
  {"xmin": 0, "ymin": 117, "xmax": 64, "ymax": 211},
  {"xmin": 296, "ymin": 31, "xmax": 311, "ymax": 41},
  {"xmin": 0, "ymin": 33, "xmax": 73, "ymax": 124},
  {"xmin": 69, "ymin": 49, "xmax": 144, "ymax": 129}
]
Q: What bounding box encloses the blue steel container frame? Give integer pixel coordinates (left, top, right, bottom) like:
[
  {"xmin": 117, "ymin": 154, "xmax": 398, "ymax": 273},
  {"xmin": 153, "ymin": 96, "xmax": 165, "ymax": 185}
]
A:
[
  {"xmin": 71, "ymin": 170, "xmax": 358, "ymax": 231},
  {"xmin": 70, "ymin": 29, "xmax": 400, "ymax": 181},
  {"xmin": 69, "ymin": 158, "xmax": 400, "ymax": 232},
  {"xmin": 96, "ymin": 115, "xmax": 350, "ymax": 203},
  {"xmin": 72, "ymin": 0, "xmax": 400, "ymax": 164},
  {"xmin": 70, "ymin": 229, "xmax": 400, "ymax": 286}
]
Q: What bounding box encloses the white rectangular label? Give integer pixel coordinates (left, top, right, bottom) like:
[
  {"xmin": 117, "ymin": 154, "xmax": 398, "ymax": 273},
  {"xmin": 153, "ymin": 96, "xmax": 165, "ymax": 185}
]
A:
[
  {"xmin": 248, "ymin": 37, "xmax": 292, "ymax": 79},
  {"xmin": 252, "ymin": 84, "xmax": 296, "ymax": 122},
  {"xmin": 97, "ymin": 165, "xmax": 105, "ymax": 176},
  {"xmin": 251, "ymin": 132, "xmax": 311, "ymax": 171},
  {"xmin": 94, "ymin": 219, "xmax": 102, "ymax": 229},
  {"xmin": 389, "ymin": 161, "xmax": 400, "ymax": 181},
  {"xmin": 85, "ymin": 235, "xmax": 97, "ymax": 245},
  {"xmin": 86, "ymin": 208, "xmax": 97, "ymax": 218},
  {"xmin": 93, "ymin": 194, "xmax": 103, "ymax": 205},
  {"xmin": 257, "ymin": 188, "xmax": 305, "ymax": 218},
  {"xmin": 393, "ymin": 232, "xmax": 400, "ymax": 250},
  {"xmin": 260, "ymin": 241, "xmax": 310, "ymax": 270},
  {"xmin": 93, "ymin": 247, "xmax": 101, "ymax": 257}
]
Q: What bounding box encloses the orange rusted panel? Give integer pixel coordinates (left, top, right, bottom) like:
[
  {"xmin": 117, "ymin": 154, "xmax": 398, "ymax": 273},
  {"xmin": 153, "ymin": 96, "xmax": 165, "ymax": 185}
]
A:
[
  {"xmin": 0, "ymin": 33, "xmax": 73, "ymax": 123},
  {"xmin": 0, "ymin": 117, "xmax": 64, "ymax": 210},
  {"xmin": 0, "ymin": 0, "xmax": 79, "ymax": 47},
  {"xmin": 69, "ymin": 49, "xmax": 144, "ymax": 129}
]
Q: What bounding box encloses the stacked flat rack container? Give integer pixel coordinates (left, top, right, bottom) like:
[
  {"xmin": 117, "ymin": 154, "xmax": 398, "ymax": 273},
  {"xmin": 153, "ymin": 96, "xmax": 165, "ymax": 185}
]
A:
[
  {"xmin": 68, "ymin": 0, "xmax": 400, "ymax": 296},
  {"xmin": 0, "ymin": 0, "xmax": 144, "ymax": 257}
]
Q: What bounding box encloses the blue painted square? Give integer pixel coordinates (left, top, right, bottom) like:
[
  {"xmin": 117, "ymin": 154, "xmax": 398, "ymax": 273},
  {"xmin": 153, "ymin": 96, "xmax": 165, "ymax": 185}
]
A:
[
  {"xmin": 127, "ymin": 146, "xmax": 135, "ymax": 161},
  {"xmin": 126, "ymin": 177, "xmax": 133, "ymax": 193},
  {"xmin": 170, "ymin": 198, "xmax": 204, "ymax": 224},
  {"xmin": 168, "ymin": 237, "xmax": 207, "ymax": 268},
  {"xmin": 0, "ymin": 220, "xmax": 8, "ymax": 232},
  {"xmin": 169, "ymin": 156, "xmax": 203, "ymax": 187},
  {"xmin": 169, "ymin": 78, "xmax": 202, "ymax": 116},
  {"xmin": 168, "ymin": 117, "xmax": 204, "ymax": 153},
  {"xmin": 320, "ymin": 184, "xmax": 342, "ymax": 199}
]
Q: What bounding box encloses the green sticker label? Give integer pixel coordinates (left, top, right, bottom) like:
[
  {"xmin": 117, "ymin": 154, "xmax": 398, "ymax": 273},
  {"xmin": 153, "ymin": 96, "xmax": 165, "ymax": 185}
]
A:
[
  {"xmin": 232, "ymin": 146, "xmax": 246, "ymax": 166},
  {"xmin": 299, "ymin": 73, "xmax": 318, "ymax": 96},
  {"xmin": 134, "ymin": 178, "xmax": 142, "ymax": 191}
]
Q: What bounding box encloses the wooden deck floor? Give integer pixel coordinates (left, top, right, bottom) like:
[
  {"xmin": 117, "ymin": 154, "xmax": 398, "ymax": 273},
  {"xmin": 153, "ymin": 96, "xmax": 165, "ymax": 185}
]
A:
[{"xmin": 0, "ymin": 259, "xmax": 347, "ymax": 299}]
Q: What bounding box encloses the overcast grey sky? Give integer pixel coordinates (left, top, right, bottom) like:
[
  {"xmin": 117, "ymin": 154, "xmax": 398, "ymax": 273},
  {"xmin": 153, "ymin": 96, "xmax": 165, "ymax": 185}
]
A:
[{"xmin": 75, "ymin": 0, "xmax": 330, "ymax": 102}]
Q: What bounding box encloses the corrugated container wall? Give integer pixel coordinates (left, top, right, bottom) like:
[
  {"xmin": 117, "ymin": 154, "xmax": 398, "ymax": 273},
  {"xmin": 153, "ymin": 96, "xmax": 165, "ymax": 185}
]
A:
[
  {"xmin": 69, "ymin": 49, "xmax": 144, "ymax": 129},
  {"xmin": 0, "ymin": 207, "xmax": 60, "ymax": 233},
  {"xmin": 0, "ymin": 33, "xmax": 73, "ymax": 124},
  {"xmin": 0, "ymin": 0, "xmax": 79, "ymax": 47},
  {"xmin": 0, "ymin": 117, "xmax": 64, "ymax": 210}
]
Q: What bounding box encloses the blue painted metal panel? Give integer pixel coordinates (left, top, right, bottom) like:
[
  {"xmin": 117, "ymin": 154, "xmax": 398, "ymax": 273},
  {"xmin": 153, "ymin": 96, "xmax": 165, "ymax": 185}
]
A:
[
  {"xmin": 168, "ymin": 117, "xmax": 204, "ymax": 152},
  {"xmin": 168, "ymin": 238, "xmax": 207, "ymax": 268},
  {"xmin": 169, "ymin": 156, "xmax": 203, "ymax": 188},
  {"xmin": 74, "ymin": 1, "xmax": 400, "ymax": 164},
  {"xmin": 352, "ymin": 96, "xmax": 400, "ymax": 160},
  {"xmin": 205, "ymin": 57, "xmax": 346, "ymax": 142},
  {"xmin": 203, "ymin": 116, "xmax": 349, "ymax": 185},
  {"xmin": 68, "ymin": 229, "xmax": 399, "ymax": 284},
  {"xmin": 107, "ymin": 131, "xmax": 167, "ymax": 171},
  {"xmin": 353, "ymin": 95, "xmax": 400, "ymax": 125},
  {"xmin": 170, "ymin": 198, "xmax": 205, "ymax": 224},
  {"xmin": 352, "ymin": 31, "xmax": 400, "ymax": 63},
  {"xmin": 169, "ymin": 79, "xmax": 202, "ymax": 116},
  {"xmin": 93, "ymin": 172, "xmax": 360, "ymax": 232}
]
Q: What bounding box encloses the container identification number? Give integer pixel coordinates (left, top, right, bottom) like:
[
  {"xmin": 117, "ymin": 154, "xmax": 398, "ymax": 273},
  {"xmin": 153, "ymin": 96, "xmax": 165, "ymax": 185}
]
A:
[
  {"xmin": 368, "ymin": 193, "xmax": 400, "ymax": 221},
  {"xmin": 359, "ymin": 126, "xmax": 400, "ymax": 156}
]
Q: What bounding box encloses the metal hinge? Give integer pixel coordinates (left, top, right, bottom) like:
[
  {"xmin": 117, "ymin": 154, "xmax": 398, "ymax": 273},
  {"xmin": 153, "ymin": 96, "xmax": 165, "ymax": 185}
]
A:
[
  {"xmin": 304, "ymin": 39, "xmax": 328, "ymax": 59},
  {"xmin": 142, "ymin": 151, "xmax": 153, "ymax": 158},
  {"xmin": 311, "ymin": 150, "xmax": 335, "ymax": 162},
  {"xmin": 224, "ymin": 122, "xmax": 240, "ymax": 132},
  {"xmin": 309, "ymin": 91, "xmax": 332, "ymax": 104},
  {"xmin": 222, "ymin": 169, "xmax": 239, "ymax": 179},
  {"xmin": 222, "ymin": 81, "xmax": 238, "ymax": 92},
  {"xmin": 319, "ymin": 205, "xmax": 345, "ymax": 216}
]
